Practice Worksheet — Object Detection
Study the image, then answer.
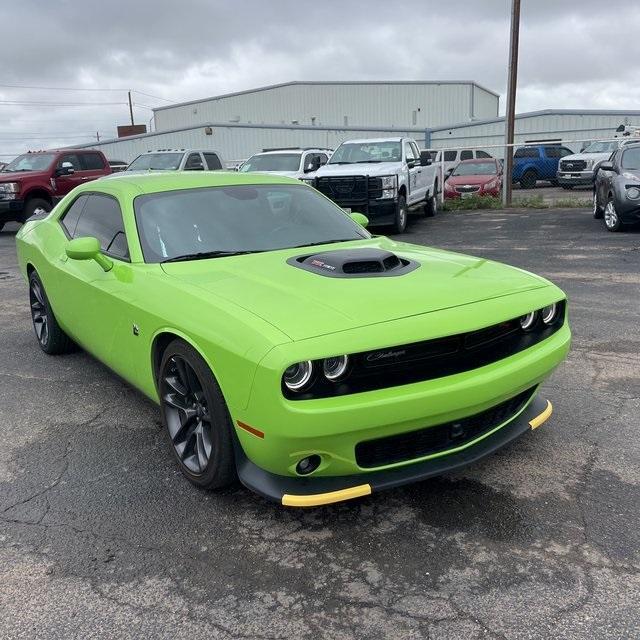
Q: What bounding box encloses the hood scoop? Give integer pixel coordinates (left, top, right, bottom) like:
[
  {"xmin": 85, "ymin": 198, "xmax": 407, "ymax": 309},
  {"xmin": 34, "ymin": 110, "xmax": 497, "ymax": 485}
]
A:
[{"xmin": 287, "ymin": 248, "xmax": 419, "ymax": 278}]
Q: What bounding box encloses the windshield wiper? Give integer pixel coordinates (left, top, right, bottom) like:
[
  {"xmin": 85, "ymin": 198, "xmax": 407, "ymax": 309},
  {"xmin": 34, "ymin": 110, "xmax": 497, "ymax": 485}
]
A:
[
  {"xmin": 291, "ymin": 238, "xmax": 357, "ymax": 249},
  {"xmin": 328, "ymin": 161, "xmax": 354, "ymax": 165},
  {"xmin": 161, "ymin": 250, "xmax": 262, "ymax": 263},
  {"xmin": 354, "ymin": 160, "xmax": 383, "ymax": 163}
]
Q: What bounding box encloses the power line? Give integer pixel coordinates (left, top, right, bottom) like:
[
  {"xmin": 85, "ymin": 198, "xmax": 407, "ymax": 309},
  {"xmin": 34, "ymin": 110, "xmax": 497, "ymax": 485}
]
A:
[
  {"xmin": 0, "ymin": 100, "xmax": 127, "ymax": 107},
  {"xmin": 0, "ymin": 83, "xmax": 179, "ymax": 103}
]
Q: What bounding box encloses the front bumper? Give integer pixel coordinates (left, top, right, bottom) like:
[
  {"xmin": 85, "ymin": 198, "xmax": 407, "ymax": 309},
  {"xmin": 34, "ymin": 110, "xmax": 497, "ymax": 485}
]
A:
[
  {"xmin": 338, "ymin": 199, "xmax": 396, "ymax": 226},
  {"xmin": 556, "ymin": 171, "xmax": 594, "ymax": 186},
  {"xmin": 0, "ymin": 199, "xmax": 24, "ymax": 222},
  {"xmin": 236, "ymin": 394, "xmax": 553, "ymax": 506}
]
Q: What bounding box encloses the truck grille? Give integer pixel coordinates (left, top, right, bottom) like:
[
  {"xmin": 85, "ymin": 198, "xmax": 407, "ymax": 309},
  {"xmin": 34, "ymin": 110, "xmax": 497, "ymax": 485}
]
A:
[
  {"xmin": 316, "ymin": 176, "xmax": 382, "ymax": 203},
  {"xmin": 355, "ymin": 387, "xmax": 535, "ymax": 468},
  {"xmin": 560, "ymin": 160, "xmax": 587, "ymax": 172}
]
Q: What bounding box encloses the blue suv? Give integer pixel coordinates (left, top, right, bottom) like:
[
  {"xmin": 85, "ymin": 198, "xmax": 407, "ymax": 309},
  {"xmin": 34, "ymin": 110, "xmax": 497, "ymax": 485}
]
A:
[{"xmin": 512, "ymin": 145, "xmax": 574, "ymax": 189}]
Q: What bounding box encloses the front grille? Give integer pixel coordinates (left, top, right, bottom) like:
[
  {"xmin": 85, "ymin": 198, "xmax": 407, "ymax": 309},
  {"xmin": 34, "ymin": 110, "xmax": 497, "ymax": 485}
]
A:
[
  {"xmin": 355, "ymin": 387, "xmax": 535, "ymax": 468},
  {"xmin": 316, "ymin": 176, "xmax": 382, "ymax": 203},
  {"xmin": 285, "ymin": 301, "xmax": 566, "ymax": 400},
  {"xmin": 455, "ymin": 185, "xmax": 480, "ymax": 193},
  {"xmin": 560, "ymin": 160, "xmax": 587, "ymax": 172}
]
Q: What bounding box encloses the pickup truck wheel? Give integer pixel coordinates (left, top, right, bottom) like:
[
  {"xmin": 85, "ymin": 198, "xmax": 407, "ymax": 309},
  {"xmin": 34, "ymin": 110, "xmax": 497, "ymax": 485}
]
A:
[
  {"xmin": 424, "ymin": 188, "xmax": 438, "ymax": 217},
  {"xmin": 159, "ymin": 339, "xmax": 236, "ymax": 490},
  {"xmin": 592, "ymin": 192, "xmax": 603, "ymax": 219},
  {"xmin": 23, "ymin": 198, "xmax": 52, "ymax": 222},
  {"xmin": 392, "ymin": 194, "xmax": 408, "ymax": 233},
  {"xmin": 519, "ymin": 170, "xmax": 537, "ymax": 189},
  {"xmin": 604, "ymin": 197, "xmax": 623, "ymax": 232}
]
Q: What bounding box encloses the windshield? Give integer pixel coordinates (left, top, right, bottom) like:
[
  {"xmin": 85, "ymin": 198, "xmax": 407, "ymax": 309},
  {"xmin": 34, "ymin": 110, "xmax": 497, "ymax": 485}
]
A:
[
  {"xmin": 452, "ymin": 162, "xmax": 497, "ymax": 176},
  {"xmin": 2, "ymin": 153, "xmax": 56, "ymax": 172},
  {"xmin": 135, "ymin": 184, "xmax": 369, "ymax": 263},
  {"xmin": 582, "ymin": 141, "xmax": 618, "ymax": 154},
  {"xmin": 127, "ymin": 153, "xmax": 183, "ymax": 171},
  {"xmin": 329, "ymin": 141, "xmax": 401, "ymax": 164},
  {"xmin": 621, "ymin": 147, "xmax": 640, "ymax": 170},
  {"xmin": 240, "ymin": 153, "xmax": 301, "ymax": 173}
]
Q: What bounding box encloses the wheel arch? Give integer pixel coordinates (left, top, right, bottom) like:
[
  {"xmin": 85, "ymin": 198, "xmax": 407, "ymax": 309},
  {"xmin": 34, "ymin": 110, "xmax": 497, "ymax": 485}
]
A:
[
  {"xmin": 398, "ymin": 183, "xmax": 407, "ymax": 198},
  {"xmin": 23, "ymin": 188, "xmax": 53, "ymax": 205}
]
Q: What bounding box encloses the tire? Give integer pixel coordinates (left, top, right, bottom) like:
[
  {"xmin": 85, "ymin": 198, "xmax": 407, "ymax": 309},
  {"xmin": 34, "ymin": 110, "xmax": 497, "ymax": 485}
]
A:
[
  {"xmin": 424, "ymin": 185, "xmax": 438, "ymax": 217},
  {"xmin": 159, "ymin": 339, "xmax": 236, "ymax": 490},
  {"xmin": 592, "ymin": 191, "xmax": 604, "ymax": 219},
  {"xmin": 604, "ymin": 196, "xmax": 623, "ymax": 232},
  {"xmin": 0, "ymin": 222, "xmax": 4, "ymax": 233},
  {"xmin": 23, "ymin": 198, "xmax": 52, "ymax": 222},
  {"xmin": 550, "ymin": 179, "xmax": 559, "ymax": 187},
  {"xmin": 28, "ymin": 271, "xmax": 74, "ymax": 355},
  {"xmin": 561, "ymin": 185, "xmax": 574, "ymax": 190},
  {"xmin": 392, "ymin": 194, "xmax": 408, "ymax": 234},
  {"xmin": 519, "ymin": 170, "xmax": 537, "ymax": 189}
]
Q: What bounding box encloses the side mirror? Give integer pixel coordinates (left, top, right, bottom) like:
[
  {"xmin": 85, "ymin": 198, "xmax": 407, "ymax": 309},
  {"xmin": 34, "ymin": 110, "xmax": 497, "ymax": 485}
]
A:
[
  {"xmin": 445, "ymin": 167, "xmax": 454, "ymax": 178},
  {"xmin": 65, "ymin": 236, "xmax": 113, "ymax": 272},
  {"xmin": 419, "ymin": 151, "xmax": 433, "ymax": 166},
  {"xmin": 57, "ymin": 161, "xmax": 75, "ymax": 176},
  {"xmin": 349, "ymin": 211, "xmax": 369, "ymax": 227},
  {"xmin": 599, "ymin": 161, "xmax": 614, "ymax": 172}
]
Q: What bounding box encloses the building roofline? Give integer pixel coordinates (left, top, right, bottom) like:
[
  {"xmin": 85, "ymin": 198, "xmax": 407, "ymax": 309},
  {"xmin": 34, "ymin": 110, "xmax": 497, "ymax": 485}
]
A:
[
  {"xmin": 428, "ymin": 109, "xmax": 640, "ymax": 132},
  {"xmin": 69, "ymin": 121, "xmax": 428, "ymax": 149},
  {"xmin": 152, "ymin": 80, "xmax": 500, "ymax": 112}
]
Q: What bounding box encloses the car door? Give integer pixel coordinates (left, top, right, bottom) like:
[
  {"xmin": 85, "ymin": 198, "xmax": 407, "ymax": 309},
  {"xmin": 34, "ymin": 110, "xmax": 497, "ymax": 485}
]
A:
[
  {"xmin": 53, "ymin": 193, "xmax": 137, "ymax": 376},
  {"xmin": 404, "ymin": 141, "xmax": 423, "ymax": 204},
  {"xmin": 203, "ymin": 152, "xmax": 222, "ymax": 170},
  {"xmin": 78, "ymin": 151, "xmax": 109, "ymax": 183},
  {"xmin": 184, "ymin": 153, "xmax": 205, "ymax": 171},
  {"xmin": 597, "ymin": 150, "xmax": 618, "ymax": 205},
  {"xmin": 54, "ymin": 154, "xmax": 84, "ymax": 196}
]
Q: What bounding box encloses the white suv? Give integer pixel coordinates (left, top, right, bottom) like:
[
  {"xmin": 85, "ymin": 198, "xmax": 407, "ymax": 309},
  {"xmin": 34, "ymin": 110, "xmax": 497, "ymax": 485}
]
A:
[{"xmin": 239, "ymin": 148, "xmax": 332, "ymax": 181}]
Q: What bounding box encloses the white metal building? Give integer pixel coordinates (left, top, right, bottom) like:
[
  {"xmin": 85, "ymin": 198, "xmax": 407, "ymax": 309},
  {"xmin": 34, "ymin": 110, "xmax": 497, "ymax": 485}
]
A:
[
  {"xmin": 74, "ymin": 121, "xmax": 428, "ymax": 165},
  {"xmin": 427, "ymin": 109, "xmax": 640, "ymax": 154},
  {"xmin": 152, "ymin": 81, "xmax": 500, "ymax": 131}
]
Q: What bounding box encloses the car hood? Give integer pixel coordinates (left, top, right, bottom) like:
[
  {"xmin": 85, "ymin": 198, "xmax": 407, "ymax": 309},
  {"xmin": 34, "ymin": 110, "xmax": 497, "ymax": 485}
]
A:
[
  {"xmin": 561, "ymin": 152, "xmax": 610, "ymax": 163},
  {"xmin": 160, "ymin": 237, "xmax": 552, "ymax": 341},
  {"xmin": 316, "ymin": 162, "xmax": 403, "ymax": 177},
  {"xmin": 447, "ymin": 174, "xmax": 496, "ymax": 186},
  {"xmin": 0, "ymin": 169, "xmax": 49, "ymax": 182}
]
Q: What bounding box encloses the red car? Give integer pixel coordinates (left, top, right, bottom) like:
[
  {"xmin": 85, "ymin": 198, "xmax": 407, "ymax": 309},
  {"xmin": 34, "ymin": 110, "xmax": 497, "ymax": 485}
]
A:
[
  {"xmin": 444, "ymin": 158, "xmax": 502, "ymax": 199},
  {"xmin": 0, "ymin": 149, "xmax": 111, "ymax": 230}
]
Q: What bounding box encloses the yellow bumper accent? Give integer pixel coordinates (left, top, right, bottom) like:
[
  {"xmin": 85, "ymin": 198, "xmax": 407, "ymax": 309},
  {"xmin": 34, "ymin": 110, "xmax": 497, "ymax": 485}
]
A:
[
  {"xmin": 529, "ymin": 400, "xmax": 553, "ymax": 430},
  {"xmin": 282, "ymin": 483, "xmax": 372, "ymax": 507}
]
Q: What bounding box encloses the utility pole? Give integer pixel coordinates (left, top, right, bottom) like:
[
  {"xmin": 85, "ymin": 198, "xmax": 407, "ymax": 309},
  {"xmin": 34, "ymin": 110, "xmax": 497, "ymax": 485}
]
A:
[
  {"xmin": 503, "ymin": 0, "xmax": 521, "ymax": 207},
  {"xmin": 128, "ymin": 90, "xmax": 134, "ymax": 126},
  {"xmin": 96, "ymin": 131, "xmax": 100, "ymax": 142}
]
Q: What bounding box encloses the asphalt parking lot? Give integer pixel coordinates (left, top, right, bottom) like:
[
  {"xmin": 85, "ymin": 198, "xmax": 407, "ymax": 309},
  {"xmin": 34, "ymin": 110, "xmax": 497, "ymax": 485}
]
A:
[{"xmin": 1, "ymin": 210, "xmax": 639, "ymax": 640}]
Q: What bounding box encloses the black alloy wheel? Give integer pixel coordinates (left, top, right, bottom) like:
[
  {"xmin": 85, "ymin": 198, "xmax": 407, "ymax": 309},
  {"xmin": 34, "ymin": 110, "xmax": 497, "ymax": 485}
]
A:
[
  {"xmin": 159, "ymin": 340, "xmax": 235, "ymax": 489},
  {"xmin": 28, "ymin": 271, "xmax": 73, "ymax": 355}
]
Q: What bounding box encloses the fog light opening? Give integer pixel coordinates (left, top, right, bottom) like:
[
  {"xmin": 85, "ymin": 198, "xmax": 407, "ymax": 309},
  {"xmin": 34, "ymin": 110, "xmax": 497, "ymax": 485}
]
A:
[{"xmin": 296, "ymin": 454, "xmax": 322, "ymax": 476}]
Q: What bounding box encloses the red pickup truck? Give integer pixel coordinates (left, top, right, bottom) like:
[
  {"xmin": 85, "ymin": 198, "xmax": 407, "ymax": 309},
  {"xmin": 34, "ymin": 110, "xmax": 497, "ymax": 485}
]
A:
[{"xmin": 0, "ymin": 149, "xmax": 111, "ymax": 230}]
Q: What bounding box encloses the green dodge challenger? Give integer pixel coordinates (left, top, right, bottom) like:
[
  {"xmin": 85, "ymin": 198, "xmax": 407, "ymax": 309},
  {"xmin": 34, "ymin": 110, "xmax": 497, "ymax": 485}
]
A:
[{"xmin": 15, "ymin": 172, "xmax": 570, "ymax": 507}]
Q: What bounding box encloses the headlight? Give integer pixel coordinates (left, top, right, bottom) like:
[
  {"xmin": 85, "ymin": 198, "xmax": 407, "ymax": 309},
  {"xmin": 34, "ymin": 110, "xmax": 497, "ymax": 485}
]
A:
[
  {"xmin": 519, "ymin": 312, "xmax": 537, "ymax": 331},
  {"xmin": 541, "ymin": 303, "xmax": 558, "ymax": 324},
  {"xmin": 626, "ymin": 186, "xmax": 640, "ymax": 200},
  {"xmin": 323, "ymin": 355, "xmax": 349, "ymax": 381},
  {"xmin": 584, "ymin": 159, "xmax": 594, "ymax": 169},
  {"xmin": 0, "ymin": 182, "xmax": 19, "ymax": 193},
  {"xmin": 300, "ymin": 177, "xmax": 314, "ymax": 185},
  {"xmin": 622, "ymin": 172, "xmax": 640, "ymax": 181},
  {"xmin": 283, "ymin": 361, "xmax": 313, "ymax": 391},
  {"xmin": 380, "ymin": 176, "xmax": 397, "ymax": 190}
]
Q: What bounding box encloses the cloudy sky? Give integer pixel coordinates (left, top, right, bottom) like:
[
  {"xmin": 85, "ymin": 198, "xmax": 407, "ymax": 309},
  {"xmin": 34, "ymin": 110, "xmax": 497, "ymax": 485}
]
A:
[{"xmin": 2, "ymin": 0, "xmax": 639, "ymax": 159}]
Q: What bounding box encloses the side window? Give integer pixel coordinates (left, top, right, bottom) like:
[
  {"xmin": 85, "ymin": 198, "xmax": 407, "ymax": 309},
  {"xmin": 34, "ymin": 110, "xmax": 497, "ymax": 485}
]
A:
[
  {"xmin": 203, "ymin": 153, "xmax": 222, "ymax": 170},
  {"xmin": 184, "ymin": 153, "xmax": 204, "ymax": 171},
  {"xmin": 74, "ymin": 194, "xmax": 129, "ymax": 260},
  {"xmin": 410, "ymin": 142, "xmax": 420, "ymax": 160},
  {"xmin": 443, "ymin": 150, "xmax": 457, "ymax": 162},
  {"xmin": 460, "ymin": 150, "xmax": 473, "ymax": 161},
  {"xmin": 514, "ymin": 147, "xmax": 538, "ymax": 158},
  {"xmin": 560, "ymin": 147, "xmax": 574, "ymax": 157},
  {"xmin": 303, "ymin": 153, "xmax": 319, "ymax": 171},
  {"xmin": 318, "ymin": 153, "xmax": 329, "ymax": 166},
  {"xmin": 57, "ymin": 154, "xmax": 81, "ymax": 171},
  {"xmin": 60, "ymin": 195, "xmax": 89, "ymax": 237},
  {"xmin": 79, "ymin": 153, "xmax": 106, "ymax": 170},
  {"xmin": 476, "ymin": 150, "xmax": 492, "ymax": 158},
  {"xmin": 404, "ymin": 142, "xmax": 417, "ymax": 161}
]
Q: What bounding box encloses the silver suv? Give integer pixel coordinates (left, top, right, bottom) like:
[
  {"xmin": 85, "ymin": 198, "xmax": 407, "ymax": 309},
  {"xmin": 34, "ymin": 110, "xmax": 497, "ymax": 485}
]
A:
[{"xmin": 124, "ymin": 149, "xmax": 225, "ymax": 173}]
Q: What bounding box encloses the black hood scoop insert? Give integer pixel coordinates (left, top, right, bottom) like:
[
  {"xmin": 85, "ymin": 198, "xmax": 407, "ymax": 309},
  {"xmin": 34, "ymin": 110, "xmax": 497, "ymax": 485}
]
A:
[{"xmin": 287, "ymin": 248, "xmax": 419, "ymax": 278}]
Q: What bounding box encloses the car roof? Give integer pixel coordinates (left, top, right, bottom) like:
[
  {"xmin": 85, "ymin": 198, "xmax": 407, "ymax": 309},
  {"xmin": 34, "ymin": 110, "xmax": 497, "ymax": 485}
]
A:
[
  {"xmin": 341, "ymin": 137, "xmax": 403, "ymax": 144},
  {"xmin": 89, "ymin": 170, "xmax": 303, "ymax": 195}
]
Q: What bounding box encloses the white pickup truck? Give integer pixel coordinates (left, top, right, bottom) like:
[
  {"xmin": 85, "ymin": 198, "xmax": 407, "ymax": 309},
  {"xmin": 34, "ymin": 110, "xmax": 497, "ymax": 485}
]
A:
[{"xmin": 313, "ymin": 137, "xmax": 438, "ymax": 233}]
